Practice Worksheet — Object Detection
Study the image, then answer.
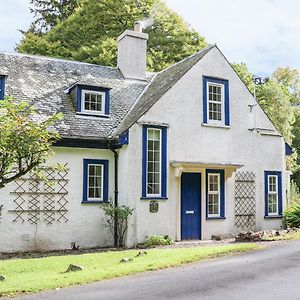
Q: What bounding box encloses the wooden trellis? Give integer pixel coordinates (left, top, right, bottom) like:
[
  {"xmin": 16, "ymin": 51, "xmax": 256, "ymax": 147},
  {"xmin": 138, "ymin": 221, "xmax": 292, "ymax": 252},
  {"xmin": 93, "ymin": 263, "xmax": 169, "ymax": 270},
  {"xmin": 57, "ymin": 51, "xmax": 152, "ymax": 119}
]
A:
[
  {"xmin": 234, "ymin": 171, "xmax": 256, "ymax": 230},
  {"xmin": 10, "ymin": 164, "xmax": 69, "ymax": 224}
]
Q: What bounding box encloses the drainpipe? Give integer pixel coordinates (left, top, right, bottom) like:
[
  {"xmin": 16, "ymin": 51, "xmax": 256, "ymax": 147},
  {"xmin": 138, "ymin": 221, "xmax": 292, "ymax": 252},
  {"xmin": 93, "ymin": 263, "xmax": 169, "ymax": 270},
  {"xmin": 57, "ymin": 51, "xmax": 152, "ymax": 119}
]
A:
[{"xmin": 108, "ymin": 140, "xmax": 119, "ymax": 247}]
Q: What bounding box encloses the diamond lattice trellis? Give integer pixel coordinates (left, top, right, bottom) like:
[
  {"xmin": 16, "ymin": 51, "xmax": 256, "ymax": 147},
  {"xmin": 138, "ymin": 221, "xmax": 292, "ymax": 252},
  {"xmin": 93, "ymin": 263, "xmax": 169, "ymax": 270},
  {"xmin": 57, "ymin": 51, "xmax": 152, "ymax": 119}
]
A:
[
  {"xmin": 10, "ymin": 164, "xmax": 69, "ymax": 224},
  {"xmin": 235, "ymin": 171, "xmax": 256, "ymax": 230}
]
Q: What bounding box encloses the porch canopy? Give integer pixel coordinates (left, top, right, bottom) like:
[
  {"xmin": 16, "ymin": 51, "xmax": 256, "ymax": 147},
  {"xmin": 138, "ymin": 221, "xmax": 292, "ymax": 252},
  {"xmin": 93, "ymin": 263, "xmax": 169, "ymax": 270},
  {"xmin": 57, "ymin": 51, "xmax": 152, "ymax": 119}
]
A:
[{"xmin": 170, "ymin": 161, "xmax": 243, "ymax": 179}]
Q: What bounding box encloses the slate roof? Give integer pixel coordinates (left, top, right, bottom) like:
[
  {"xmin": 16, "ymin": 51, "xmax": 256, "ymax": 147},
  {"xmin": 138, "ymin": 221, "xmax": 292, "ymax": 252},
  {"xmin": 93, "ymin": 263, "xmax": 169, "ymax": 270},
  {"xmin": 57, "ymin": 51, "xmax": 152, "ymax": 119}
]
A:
[
  {"xmin": 0, "ymin": 45, "xmax": 214, "ymax": 140},
  {"xmin": 0, "ymin": 52, "xmax": 149, "ymax": 139},
  {"xmin": 112, "ymin": 45, "xmax": 214, "ymax": 136}
]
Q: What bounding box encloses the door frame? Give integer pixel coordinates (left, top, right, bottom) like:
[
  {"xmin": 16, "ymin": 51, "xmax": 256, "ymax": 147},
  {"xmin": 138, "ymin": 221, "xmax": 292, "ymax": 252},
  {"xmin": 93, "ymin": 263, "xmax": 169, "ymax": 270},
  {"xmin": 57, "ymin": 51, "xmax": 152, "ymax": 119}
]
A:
[{"xmin": 177, "ymin": 169, "xmax": 205, "ymax": 240}]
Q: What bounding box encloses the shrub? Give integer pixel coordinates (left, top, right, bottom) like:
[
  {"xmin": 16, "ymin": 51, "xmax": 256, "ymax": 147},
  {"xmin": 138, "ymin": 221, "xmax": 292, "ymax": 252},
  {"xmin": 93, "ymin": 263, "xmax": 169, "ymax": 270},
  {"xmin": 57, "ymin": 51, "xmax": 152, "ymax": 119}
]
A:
[
  {"xmin": 100, "ymin": 203, "xmax": 134, "ymax": 247},
  {"xmin": 144, "ymin": 235, "xmax": 174, "ymax": 247},
  {"xmin": 284, "ymin": 203, "xmax": 300, "ymax": 228}
]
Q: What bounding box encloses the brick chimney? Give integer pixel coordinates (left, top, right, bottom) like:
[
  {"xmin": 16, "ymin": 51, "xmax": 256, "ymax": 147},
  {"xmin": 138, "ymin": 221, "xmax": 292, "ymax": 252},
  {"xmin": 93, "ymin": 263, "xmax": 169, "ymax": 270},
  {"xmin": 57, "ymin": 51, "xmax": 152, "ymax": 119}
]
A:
[{"xmin": 117, "ymin": 22, "xmax": 148, "ymax": 81}]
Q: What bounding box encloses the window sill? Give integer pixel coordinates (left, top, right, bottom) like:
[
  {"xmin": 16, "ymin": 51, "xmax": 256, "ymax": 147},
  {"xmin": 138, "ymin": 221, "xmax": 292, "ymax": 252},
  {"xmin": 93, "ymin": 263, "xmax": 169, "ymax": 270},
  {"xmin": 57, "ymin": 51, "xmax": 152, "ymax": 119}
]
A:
[
  {"xmin": 264, "ymin": 215, "xmax": 283, "ymax": 219},
  {"xmin": 140, "ymin": 197, "xmax": 168, "ymax": 200},
  {"xmin": 202, "ymin": 123, "xmax": 230, "ymax": 129},
  {"xmin": 76, "ymin": 112, "xmax": 110, "ymax": 118},
  {"xmin": 206, "ymin": 216, "xmax": 226, "ymax": 220},
  {"xmin": 81, "ymin": 200, "xmax": 109, "ymax": 204}
]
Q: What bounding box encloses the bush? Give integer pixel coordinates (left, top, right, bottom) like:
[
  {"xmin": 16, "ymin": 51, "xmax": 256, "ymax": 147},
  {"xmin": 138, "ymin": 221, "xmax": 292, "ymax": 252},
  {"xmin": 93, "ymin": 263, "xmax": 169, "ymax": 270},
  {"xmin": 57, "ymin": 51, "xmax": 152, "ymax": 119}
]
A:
[
  {"xmin": 100, "ymin": 203, "xmax": 134, "ymax": 247},
  {"xmin": 144, "ymin": 235, "xmax": 174, "ymax": 247},
  {"xmin": 284, "ymin": 203, "xmax": 300, "ymax": 228}
]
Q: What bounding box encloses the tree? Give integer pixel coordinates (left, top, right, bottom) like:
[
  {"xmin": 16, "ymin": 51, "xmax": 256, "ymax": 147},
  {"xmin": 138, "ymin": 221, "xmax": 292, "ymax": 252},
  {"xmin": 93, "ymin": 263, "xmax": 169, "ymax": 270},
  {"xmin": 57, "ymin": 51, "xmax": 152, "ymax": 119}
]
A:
[
  {"xmin": 17, "ymin": 0, "xmax": 207, "ymax": 72},
  {"xmin": 28, "ymin": 0, "xmax": 80, "ymax": 33},
  {"xmin": 0, "ymin": 98, "xmax": 63, "ymax": 188}
]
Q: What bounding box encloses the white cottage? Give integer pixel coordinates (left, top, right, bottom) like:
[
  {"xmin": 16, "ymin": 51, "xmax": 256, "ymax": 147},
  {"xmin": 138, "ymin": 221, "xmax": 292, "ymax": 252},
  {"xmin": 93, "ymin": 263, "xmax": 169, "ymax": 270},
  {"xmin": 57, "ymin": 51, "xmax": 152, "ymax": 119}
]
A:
[{"xmin": 0, "ymin": 26, "xmax": 291, "ymax": 252}]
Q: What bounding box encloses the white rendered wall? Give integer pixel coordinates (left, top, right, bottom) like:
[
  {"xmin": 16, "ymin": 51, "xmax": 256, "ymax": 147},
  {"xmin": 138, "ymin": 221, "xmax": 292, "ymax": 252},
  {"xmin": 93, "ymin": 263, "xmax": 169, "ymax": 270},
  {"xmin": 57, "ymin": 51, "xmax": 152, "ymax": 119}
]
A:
[
  {"xmin": 0, "ymin": 147, "xmax": 115, "ymax": 252},
  {"xmin": 120, "ymin": 47, "xmax": 287, "ymax": 245}
]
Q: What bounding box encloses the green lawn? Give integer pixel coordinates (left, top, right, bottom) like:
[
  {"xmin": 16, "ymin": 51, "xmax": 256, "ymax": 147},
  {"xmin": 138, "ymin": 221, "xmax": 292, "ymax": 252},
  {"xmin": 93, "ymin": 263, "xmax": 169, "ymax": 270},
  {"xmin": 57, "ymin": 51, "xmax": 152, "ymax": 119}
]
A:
[
  {"xmin": 0, "ymin": 243, "xmax": 258, "ymax": 297},
  {"xmin": 263, "ymin": 230, "xmax": 300, "ymax": 241}
]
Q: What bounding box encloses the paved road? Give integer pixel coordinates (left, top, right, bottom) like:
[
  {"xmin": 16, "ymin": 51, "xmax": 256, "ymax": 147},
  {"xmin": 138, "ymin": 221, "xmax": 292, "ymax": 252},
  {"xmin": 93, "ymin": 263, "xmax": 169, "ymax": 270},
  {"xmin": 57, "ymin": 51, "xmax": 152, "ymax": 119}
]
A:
[{"xmin": 16, "ymin": 241, "xmax": 300, "ymax": 300}]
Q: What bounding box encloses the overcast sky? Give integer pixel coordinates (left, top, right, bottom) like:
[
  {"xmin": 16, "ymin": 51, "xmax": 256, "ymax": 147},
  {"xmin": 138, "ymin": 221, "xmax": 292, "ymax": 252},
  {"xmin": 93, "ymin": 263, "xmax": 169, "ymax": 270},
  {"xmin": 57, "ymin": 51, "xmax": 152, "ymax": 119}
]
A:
[{"xmin": 1, "ymin": 0, "xmax": 299, "ymax": 76}]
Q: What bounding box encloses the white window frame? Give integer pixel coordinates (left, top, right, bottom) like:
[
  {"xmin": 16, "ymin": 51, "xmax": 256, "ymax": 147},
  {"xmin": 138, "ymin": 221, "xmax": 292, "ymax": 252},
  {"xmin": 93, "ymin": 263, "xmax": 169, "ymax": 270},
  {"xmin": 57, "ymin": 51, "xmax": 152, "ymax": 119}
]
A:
[
  {"xmin": 207, "ymin": 82, "xmax": 225, "ymax": 125},
  {"xmin": 87, "ymin": 163, "xmax": 104, "ymax": 201},
  {"xmin": 146, "ymin": 128, "xmax": 162, "ymax": 197},
  {"xmin": 207, "ymin": 173, "xmax": 221, "ymax": 217},
  {"xmin": 81, "ymin": 90, "xmax": 106, "ymax": 115},
  {"xmin": 267, "ymin": 175, "xmax": 279, "ymax": 216}
]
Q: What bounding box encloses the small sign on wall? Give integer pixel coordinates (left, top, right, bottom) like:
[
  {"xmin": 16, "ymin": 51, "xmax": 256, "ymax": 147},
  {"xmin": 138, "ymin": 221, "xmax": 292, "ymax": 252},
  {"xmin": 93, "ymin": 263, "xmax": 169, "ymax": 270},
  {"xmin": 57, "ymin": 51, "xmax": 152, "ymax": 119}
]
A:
[{"xmin": 149, "ymin": 200, "xmax": 159, "ymax": 213}]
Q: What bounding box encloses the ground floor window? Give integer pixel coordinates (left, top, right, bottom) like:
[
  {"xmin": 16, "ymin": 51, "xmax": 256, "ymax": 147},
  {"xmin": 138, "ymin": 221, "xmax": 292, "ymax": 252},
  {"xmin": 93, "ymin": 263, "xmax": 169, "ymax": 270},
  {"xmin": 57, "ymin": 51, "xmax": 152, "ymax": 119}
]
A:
[
  {"xmin": 206, "ymin": 169, "xmax": 225, "ymax": 219},
  {"xmin": 264, "ymin": 171, "xmax": 282, "ymax": 216},
  {"xmin": 82, "ymin": 159, "xmax": 109, "ymax": 203}
]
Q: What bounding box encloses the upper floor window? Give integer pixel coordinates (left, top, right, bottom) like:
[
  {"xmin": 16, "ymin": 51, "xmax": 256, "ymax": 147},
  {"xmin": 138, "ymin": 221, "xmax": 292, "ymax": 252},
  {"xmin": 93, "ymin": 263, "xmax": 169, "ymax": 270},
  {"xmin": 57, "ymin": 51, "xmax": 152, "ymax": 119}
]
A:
[
  {"xmin": 264, "ymin": 171, "xmax": 282, "ymax": 217},
  {"xmin": 203, "ymin": 77, "xmax": 229, "ymax": 126},
  {"xmin": 0, "ymin": 76, "xmax": 6, "ymax": 100},
  {"xmin": 142, "ymin": 125, "xmax": 167, "ymax": 199},
  {"xmin": 66, "ymin": 84, "xmax": 110, "ymax": 117},
  {"xmin": 81, "ymin": 90, "xmax": 105, "ymax": 114}
]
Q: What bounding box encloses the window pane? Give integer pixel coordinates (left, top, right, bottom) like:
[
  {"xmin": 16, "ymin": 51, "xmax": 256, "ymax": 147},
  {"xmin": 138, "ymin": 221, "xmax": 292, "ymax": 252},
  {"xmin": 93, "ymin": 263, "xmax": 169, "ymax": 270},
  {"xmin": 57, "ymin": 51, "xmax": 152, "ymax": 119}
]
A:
[
  {"xmin": 88, "ymin": 164, "xmax": 102, "ymax": 199},
  {"xmin": 83, "ymin": 92, "xmax": 104, "ymax": 112},
  {"xmin": 208, "ymin": 84, "xmax": 223, "ymax": 121},
  {"xmin": 268, "ymin": 194, "xmax": 278, "ymax": 214},
  {"xmin": 147, "ymin": 129, "xmax": 161, "ymax": 195}
]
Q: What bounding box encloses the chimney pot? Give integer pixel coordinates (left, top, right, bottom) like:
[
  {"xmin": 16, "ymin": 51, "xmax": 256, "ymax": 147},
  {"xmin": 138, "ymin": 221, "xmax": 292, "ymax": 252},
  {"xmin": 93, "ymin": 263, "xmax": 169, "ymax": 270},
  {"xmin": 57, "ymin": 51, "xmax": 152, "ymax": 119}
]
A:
[{"xmin": 134, "ymin": 21, "xmax": 143, "ymax": 33}]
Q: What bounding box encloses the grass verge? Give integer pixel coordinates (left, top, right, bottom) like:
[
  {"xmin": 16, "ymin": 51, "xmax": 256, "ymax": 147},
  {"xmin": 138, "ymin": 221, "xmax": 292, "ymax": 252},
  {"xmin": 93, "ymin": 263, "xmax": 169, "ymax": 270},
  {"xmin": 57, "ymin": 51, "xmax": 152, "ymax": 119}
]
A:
[
  {"xmin": 0, "ymin": 243, "xmax": 258, "ymax": 297},
  {"xmin": 262, "ymin": 230, "xmax": 300, "ymax": 241}
]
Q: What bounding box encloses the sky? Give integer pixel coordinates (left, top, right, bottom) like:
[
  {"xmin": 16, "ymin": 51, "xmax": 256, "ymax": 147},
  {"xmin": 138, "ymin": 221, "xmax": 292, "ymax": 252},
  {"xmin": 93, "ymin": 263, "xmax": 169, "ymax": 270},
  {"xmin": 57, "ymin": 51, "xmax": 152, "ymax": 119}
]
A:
[{"xmin": 0, "ymin": 0, "xmax": 300, "ymax": 76}]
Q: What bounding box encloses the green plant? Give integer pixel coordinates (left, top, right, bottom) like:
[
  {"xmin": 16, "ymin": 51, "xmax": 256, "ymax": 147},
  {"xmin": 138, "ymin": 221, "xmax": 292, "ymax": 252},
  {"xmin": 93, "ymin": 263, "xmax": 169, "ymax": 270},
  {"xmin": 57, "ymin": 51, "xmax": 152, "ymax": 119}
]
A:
[
  {"xmin": 0, "ymin": 97, "xmax": 63, "ymax": 189},
  {"xmin": 144, "ymin": 235, "xmax": 174, "ymax": 247},
  {"xmin": 284, "ymin": 203, "xmax": 300, "ymax": 228},
  {"xmin": 100, "ymin": 203, "xmax": 133, "ymax": 247}
]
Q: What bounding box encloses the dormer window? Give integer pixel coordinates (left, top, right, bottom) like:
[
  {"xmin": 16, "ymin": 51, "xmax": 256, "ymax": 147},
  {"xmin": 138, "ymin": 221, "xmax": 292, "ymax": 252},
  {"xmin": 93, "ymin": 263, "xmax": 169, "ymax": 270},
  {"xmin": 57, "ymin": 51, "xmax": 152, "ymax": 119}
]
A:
[
  {"xmin": 66, "ymin": 84, "xmax": 110, "ymax": 117},
  {"xmin": 82, "ymin": 90, "xmax": 105, "ymax": 114}
]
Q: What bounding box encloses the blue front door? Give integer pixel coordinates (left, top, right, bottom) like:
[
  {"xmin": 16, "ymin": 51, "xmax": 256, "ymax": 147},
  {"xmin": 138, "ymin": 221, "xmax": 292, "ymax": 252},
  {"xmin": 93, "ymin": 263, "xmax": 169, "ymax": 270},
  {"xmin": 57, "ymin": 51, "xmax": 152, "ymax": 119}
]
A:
[{"xmin": 181, "ymin": 173, "xmax": 201, "ymax": 240}]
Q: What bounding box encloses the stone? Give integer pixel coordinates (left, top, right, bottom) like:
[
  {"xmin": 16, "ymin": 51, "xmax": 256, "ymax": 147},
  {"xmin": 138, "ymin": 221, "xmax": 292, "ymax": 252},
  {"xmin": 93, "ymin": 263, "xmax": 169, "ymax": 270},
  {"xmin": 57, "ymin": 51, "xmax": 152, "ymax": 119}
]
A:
[
  {"xmin": 65, "ymin": 264, "xmax": 83, "ymax": 272},
  {"xmin": 0, "ymin": 275, "xmax": 6, "ymax": 281},
  {"xmin": 120, "ymin": 257, "xmax": 133, "ymax": 263},
  {"xmin": 136, "ymin": 251, "xmax": 147, "ymax": 257}
]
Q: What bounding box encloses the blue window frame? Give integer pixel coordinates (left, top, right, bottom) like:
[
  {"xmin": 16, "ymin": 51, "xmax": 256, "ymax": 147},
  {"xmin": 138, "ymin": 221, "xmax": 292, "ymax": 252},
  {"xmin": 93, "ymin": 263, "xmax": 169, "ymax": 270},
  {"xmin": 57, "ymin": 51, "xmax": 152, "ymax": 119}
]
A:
[
  {"xmin": 82, "ymin": 159, "xmax": 109, "ymax": 203},
  {"xmin": 76, "ymin": 85, "xmax": 110, "ymax": 117},
  {"xmin": 206, "ymin": 169, "xmax": 225, "ymax": 219},
  {"xmin": 0, "ymin": 76, "xmax": 6, "ymax": 100},
  {"xmin": 203, "ymin": 76, "xmax": 229, "ymax": 126},
  {"xmin": 142, "ymin": 125, "xmax": 167, "ymax": 199},
  {"xmin": 264, "ymin": 171, "xmax": 282, "ymax": 217}
]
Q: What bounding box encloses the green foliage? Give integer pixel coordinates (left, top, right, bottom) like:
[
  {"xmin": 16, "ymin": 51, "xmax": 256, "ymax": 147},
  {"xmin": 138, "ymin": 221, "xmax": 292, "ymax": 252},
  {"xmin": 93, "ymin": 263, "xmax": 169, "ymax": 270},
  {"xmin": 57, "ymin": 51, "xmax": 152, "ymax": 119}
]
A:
[
  {"xmin": 18, "ymin": 0, "xmax": 207, "ymax": 72},
  {"xmin": 289, "ymin": 180, "xmax": 300, "ymax": 206},
  {"xmin": 231, "ymin": 62, "xmax": 254, "ymax": 94},
  {"xmin": 28, "ymin": 0, "xmax": 80, "ymax": 33},
  {"xmin": 0, "ymin": 97, "xmax": 63, "ymax": 189},
  {"xmin": 256, "ymin": 79, "xmax": 295, "ymax": 144},
  {"xmin": 100, "ymin": 203, "xmax": 134, "ymax": 247},
  {"xmin": 144, "ymin": 235, "xmax": 174, "ymax": 247},
  {"xmin": 284, "ymin": 203, "xmax": 300, "ymax": 228}
]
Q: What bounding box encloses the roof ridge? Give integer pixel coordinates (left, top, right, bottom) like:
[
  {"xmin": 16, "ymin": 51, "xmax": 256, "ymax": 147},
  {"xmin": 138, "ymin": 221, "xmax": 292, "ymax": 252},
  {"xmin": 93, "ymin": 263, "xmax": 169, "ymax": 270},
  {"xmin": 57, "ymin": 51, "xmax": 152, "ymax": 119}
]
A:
[
  {"xmin": 0, "ymin": 51, "xmax": 119, "ymax": 70},
  {"xmin": 156, "ymin": 44, "xmax": 216, "ymax": 75}
]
